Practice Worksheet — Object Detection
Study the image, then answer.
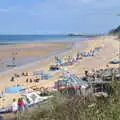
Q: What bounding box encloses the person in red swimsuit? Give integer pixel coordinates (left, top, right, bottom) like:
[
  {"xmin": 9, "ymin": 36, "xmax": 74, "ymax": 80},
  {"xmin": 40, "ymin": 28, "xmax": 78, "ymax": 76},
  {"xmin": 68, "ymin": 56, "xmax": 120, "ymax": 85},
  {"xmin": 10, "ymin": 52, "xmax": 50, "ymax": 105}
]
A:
[{"xmin": 18, "ymin": 98, "xmax": 24, "ymax": 112}]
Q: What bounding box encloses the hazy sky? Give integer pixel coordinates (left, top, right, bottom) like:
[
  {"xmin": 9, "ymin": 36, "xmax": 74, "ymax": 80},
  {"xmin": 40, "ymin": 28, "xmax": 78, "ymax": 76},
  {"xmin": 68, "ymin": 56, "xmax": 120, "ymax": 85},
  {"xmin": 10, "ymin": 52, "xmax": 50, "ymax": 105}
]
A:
[{"xmin": 0, "ymin": 0, "xmax": 120, "ymax": 34}]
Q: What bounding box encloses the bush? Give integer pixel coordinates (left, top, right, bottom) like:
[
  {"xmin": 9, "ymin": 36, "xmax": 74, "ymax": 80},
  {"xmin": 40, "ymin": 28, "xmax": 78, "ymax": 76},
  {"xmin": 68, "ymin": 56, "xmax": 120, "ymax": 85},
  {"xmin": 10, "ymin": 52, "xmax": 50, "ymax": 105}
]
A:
[{"xmin": 19, "ymin": 80, "xmax": 120, "ymax": 120}]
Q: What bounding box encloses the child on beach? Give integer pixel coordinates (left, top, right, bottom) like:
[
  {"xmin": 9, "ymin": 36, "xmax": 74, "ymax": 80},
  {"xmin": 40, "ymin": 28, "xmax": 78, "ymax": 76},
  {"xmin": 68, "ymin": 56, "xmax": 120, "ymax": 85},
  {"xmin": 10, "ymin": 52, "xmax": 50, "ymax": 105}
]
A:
[
  {"xmin": 11, "ymin": 98, "xmax": 18, "ymax": 114},
  {"xmin": 22, "ymin": 98, "xmax": 29, "ymax": 112}
]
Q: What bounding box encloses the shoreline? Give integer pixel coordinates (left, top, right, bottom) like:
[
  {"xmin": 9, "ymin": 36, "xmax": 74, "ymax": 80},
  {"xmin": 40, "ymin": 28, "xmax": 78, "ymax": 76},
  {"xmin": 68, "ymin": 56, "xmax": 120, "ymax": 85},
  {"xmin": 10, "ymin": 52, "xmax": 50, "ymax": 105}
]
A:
[
  {"xmin": 0, "ymin": 35, "xmax": 119, "ymax": 108},
  {"xmin": 0, "ymin": 43, "xmax": 74, "ymax": 75},
  {"xmin": 0, "ymin": 38, "xmax": 86, "ymax": 76},
  {"xmin": 0, "ymin": 35, "xmax": 89, "ymax": 43},
  {"xmin": 0, "ymin": 42, "xmax": 74, "ymax": 73}
]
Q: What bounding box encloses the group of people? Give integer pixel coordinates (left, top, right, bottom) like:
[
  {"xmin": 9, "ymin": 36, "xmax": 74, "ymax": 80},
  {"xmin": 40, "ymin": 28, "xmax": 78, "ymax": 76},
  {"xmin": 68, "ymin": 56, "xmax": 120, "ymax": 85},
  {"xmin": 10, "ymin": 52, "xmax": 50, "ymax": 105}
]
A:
[
  {"xmin": 10, "ymin": 71, "xmax": 41, "ymax": 83},
  {"xmin": 55, "ymin": 53, "xmax": 82, "ymax": 66},
  {"xmin": 26, "ymin": 77, "xmax": 40, "ymax": 83},
  {"xmin": 11, "ymin": 98, "xmax": 29, "ymax": 114},
  {"xmin": 10, "ymin": 72, "xmax": 29, "ymax": 82}
]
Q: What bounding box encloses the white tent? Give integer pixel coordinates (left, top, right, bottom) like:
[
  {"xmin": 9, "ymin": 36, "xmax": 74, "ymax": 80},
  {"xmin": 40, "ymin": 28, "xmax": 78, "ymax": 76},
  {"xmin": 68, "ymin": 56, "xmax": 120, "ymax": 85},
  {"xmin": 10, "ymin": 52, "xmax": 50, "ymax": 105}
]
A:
[{"xmin": 21, "ymin": 92, "xmax": 52, "ymax": 106}]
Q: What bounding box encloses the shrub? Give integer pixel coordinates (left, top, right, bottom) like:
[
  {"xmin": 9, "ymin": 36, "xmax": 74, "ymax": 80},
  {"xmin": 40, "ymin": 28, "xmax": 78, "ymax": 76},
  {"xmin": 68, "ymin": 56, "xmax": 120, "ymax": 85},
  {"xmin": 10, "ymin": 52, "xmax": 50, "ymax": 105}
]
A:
[{"xmin": 19, "ymin": 79, "xmax": 120, "ymax": 120}]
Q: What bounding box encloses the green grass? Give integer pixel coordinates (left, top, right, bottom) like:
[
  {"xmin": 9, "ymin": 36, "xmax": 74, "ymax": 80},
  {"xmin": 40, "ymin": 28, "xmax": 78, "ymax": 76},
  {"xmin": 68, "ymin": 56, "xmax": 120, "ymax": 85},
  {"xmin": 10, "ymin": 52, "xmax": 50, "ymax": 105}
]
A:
[
  {"xmin": 18, "ymin": 78, "xmax": 120, "ymax": 120},
  {"xmin": 109, "ymin": 25, "xmax": 120, "ymax": 35}
]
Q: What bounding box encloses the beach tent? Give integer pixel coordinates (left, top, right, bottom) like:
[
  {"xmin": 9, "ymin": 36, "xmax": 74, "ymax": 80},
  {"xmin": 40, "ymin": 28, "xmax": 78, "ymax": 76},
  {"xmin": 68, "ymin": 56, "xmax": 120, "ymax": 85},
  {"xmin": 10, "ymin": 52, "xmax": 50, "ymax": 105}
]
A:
[
  {"xmin": 110, "ymin": 60, "xmax": 120, "ymax": 64},
  {"xmin": 80, "ymin": 52, "xmax": 93, "ymax": 57},
  {"xmin": 54, "ymin": 56, "xmax": 63, "ymax": 65},
  {"xmin": 33, "ymin": 70, "xmax": 44, "ymax": 75},
  {"xmin": 21, "ymin": 92, "xmax": 42, "ymax": 106},
  {"xmin": 80, "ymin": 47, "xmax": 101, "ymax": 57},
  {"xmin": 49, "ymin": 65, "xmax": 60, "ymax": 71},
  {"xmin": 21, "ymin": 92, "xmax": 53, "ymax": 106},
  {"xmin": 55, "ymin": 74, "xmax": 88, "ymax": 95},
  {"xmin": 56, "ymin": 59, "xmax": 63, "ymax": 65},
  {"xmin": 94, "ymin": 47, "xmax": 101, "ymax": 52},
  {"xmin": 5, "ymin": 85, "xmax": 24, "ymax": 93},
  {"xmin": 41, "ymin": 74, "xmax": 53, "ymax": 80},
  {"xmin": 33, "ymin": 71, "xmax": 53, "ymax": 80}
]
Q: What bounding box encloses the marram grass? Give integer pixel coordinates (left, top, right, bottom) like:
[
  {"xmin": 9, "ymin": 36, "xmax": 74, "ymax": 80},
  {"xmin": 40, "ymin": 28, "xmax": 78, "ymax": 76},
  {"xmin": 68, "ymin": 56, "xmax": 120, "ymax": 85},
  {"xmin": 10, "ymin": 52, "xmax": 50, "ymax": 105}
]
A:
[{"xmin": 19, "ymin": 79, "xmax": 120, "ymax": 120}]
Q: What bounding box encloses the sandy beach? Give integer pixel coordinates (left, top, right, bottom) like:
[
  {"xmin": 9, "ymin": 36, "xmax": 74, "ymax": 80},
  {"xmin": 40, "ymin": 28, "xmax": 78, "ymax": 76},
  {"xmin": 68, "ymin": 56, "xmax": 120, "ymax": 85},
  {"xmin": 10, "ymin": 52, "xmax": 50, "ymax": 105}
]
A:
[
  {"xmin": 0, "ymin": 35, "xmax": 119, "ymax": 108},
  {"xmin": 0, "ymin": 41, "xmax": 74, "ymax": 72}
]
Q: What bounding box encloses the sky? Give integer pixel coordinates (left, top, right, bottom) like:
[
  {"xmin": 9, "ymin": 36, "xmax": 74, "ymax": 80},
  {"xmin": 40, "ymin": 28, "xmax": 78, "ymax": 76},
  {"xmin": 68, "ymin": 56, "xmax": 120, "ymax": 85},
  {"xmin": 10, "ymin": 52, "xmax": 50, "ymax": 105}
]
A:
[{"xmin": 0, "ymin": 0, "xmax": 120, "ymax": 34}]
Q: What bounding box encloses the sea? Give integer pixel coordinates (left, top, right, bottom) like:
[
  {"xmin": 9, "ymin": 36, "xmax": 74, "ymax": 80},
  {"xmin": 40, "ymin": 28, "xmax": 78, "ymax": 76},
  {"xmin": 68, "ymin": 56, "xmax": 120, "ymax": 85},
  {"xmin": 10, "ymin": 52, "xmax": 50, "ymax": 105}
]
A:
[
  {"xmin": 0, "ymin": 34, "xmax": 89, "ymax": 43},
  {"xmin": 0, "ymin": 35, "xmax": 89, "ymax": 72}
]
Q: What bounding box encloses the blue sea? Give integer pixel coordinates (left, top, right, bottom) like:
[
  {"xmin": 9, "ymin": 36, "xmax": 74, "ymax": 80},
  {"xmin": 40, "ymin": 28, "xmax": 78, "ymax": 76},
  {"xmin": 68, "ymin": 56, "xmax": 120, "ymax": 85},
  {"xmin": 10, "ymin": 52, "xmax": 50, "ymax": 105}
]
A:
[{"xmin": 0, "ymin": 35, "xmax": 88, "ymax": 43}]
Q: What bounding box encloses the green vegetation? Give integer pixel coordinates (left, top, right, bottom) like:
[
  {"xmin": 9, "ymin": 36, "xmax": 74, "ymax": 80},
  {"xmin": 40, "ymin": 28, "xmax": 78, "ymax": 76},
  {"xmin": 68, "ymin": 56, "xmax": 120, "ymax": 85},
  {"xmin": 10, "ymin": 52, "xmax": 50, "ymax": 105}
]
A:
[
  {"xmin": 18, "ymin": 78, "xmax": 120, "ymax": 120},
  {"xmin": 110, "ymin": 25, "xmax": 120, "ymax": 35}
]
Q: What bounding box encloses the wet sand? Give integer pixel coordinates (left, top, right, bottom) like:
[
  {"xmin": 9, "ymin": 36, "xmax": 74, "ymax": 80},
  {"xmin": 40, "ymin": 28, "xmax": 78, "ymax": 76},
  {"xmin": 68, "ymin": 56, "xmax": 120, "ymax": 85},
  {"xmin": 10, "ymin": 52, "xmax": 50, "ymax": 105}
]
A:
[{"xmin": 0, "ymin": 41, "xmax": 73, "ymax": 72}]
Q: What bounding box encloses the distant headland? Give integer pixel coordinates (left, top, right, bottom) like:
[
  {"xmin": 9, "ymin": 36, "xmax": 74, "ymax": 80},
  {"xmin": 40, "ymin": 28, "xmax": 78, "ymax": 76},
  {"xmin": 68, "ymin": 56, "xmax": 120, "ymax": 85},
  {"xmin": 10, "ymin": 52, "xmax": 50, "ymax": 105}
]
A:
[{"xmin": 67, "ymin": 33, "xmax": 104, "ymax": 37}]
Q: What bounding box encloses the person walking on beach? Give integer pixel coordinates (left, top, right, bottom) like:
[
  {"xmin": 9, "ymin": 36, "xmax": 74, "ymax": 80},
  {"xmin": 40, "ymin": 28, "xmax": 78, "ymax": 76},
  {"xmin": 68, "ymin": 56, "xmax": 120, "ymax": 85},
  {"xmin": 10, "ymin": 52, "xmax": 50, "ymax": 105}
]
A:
[
  {"xmin": 11, "ymin": 98, "xmax": 18, "ymax": 114},
  {"xmin": 18, "ymin": 98, "xmax": 24, "ymax": 112}
]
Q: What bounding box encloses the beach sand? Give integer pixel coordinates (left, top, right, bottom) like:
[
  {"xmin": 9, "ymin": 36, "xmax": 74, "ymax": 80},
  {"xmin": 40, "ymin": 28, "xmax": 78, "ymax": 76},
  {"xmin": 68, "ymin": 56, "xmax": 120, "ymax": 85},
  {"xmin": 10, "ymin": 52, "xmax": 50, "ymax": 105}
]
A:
[
  {"xmin": 0, "ymin": 35, "xmax": 119, "ymax": 109},
  {"xmin": 0, "ymin": 41, "xmax": 73, "ymax": 72}
]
